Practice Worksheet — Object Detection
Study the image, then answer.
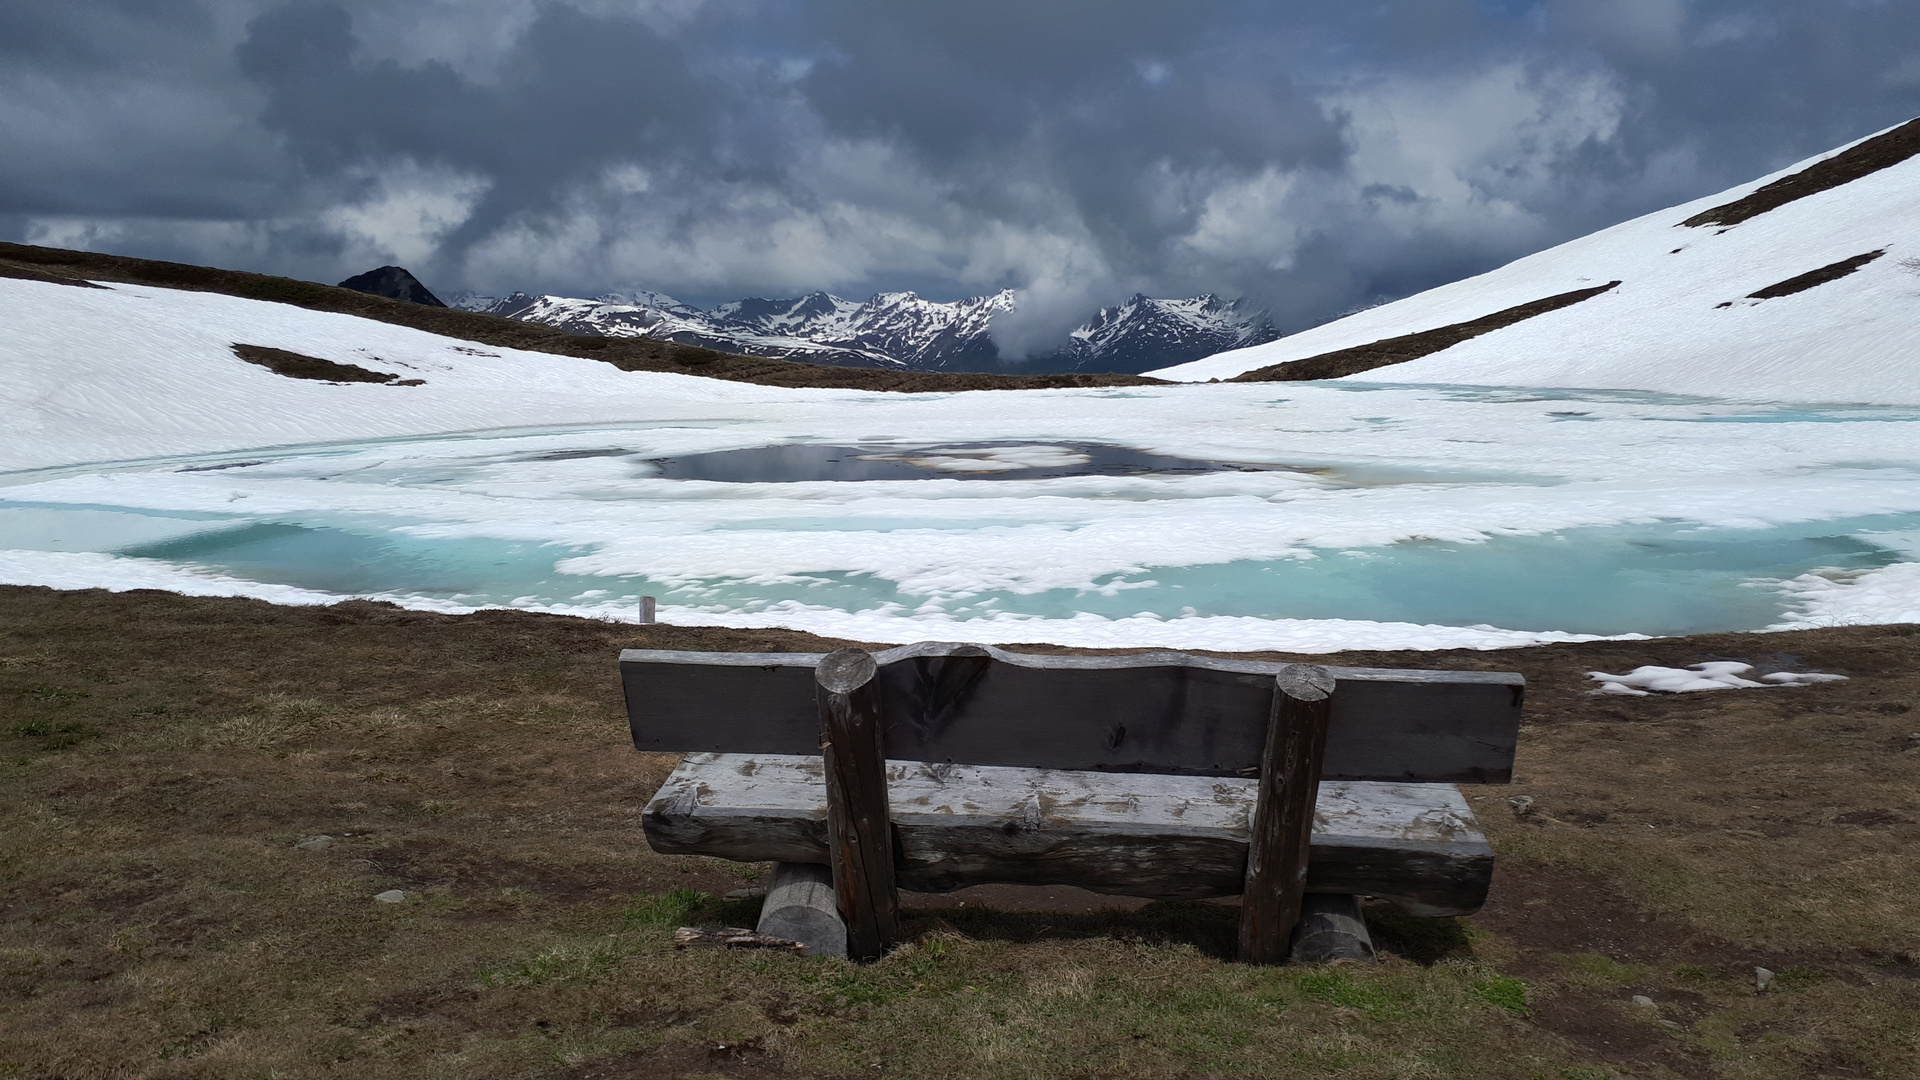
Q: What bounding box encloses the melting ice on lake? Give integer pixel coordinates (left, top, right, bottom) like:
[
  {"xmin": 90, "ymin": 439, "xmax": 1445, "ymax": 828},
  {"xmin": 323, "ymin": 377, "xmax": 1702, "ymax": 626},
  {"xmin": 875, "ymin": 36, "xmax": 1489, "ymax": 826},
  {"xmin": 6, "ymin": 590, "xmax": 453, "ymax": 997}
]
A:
[{"xmin": 5, "ymin": 382, "xmax": 1920, "ymax": 652}]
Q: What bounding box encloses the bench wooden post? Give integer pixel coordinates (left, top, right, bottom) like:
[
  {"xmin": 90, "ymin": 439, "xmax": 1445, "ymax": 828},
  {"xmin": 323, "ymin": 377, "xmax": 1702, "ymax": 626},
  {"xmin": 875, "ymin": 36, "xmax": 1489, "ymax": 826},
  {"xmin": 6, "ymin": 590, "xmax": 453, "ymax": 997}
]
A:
[
  {"xmin": 816, "ymin": 648, "xmax": 898, "ymax": 961},
  {"xmin": 1288, "ymin": 893, "xmax": 1375, "ymax": 963},
  {"xmin": 756, "ymin": 861, "xmax": 847, "ymax": 958},
  {"xmin": 1239, "ymin": 664, "xmax": 1334, "ymax": 964}
]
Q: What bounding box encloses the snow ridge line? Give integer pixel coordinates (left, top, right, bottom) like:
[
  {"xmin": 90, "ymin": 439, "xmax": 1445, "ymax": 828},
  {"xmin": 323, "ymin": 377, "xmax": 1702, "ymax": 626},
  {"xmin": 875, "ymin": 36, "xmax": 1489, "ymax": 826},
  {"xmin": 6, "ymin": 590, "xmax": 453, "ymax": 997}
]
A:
[
  {"xmin": 1681, "ymin": 117, "xmax": 1920, "ymax": 228},
  {"xmin": 1230, "ymin": 281, "xmax": 1620, "ymax": 383}
]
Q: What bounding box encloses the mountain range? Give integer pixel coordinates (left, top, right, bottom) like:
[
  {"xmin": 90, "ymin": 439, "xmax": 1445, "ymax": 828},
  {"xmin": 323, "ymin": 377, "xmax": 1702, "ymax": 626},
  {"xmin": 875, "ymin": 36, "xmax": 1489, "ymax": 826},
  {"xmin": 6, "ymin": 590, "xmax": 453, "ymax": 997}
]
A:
[{"xmin": 447, "ymin": 287, "xmax": 1277, "ymax": 374}]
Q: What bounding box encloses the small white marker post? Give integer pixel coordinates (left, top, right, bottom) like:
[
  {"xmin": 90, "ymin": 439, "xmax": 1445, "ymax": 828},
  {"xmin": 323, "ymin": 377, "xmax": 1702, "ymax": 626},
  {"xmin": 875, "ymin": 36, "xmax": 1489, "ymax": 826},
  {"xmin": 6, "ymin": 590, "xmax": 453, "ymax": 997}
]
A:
[{"xmin": 639, "ymin": 595, "xmax": 657, "ymax": 624}]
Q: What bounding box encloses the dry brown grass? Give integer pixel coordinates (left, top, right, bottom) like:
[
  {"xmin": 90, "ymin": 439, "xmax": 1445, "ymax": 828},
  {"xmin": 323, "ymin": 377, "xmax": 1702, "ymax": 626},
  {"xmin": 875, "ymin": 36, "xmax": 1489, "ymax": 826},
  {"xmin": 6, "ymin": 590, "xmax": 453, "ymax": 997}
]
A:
[
  {"xmin": 1745, "ymin": 250, "xmax": 1886, "ymax": 301},
  {"xmin": 2, "ymin": 585, "xmax": 1916, "ymax": 1079}
]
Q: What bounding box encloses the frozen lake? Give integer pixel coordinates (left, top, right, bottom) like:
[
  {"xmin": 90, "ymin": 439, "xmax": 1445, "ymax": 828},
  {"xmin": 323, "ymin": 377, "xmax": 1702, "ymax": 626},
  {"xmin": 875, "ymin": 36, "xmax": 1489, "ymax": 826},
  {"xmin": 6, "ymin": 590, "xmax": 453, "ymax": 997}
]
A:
[{"xmin": 5, "ymin": 380, "xmax": 1920, "ymax": 652}]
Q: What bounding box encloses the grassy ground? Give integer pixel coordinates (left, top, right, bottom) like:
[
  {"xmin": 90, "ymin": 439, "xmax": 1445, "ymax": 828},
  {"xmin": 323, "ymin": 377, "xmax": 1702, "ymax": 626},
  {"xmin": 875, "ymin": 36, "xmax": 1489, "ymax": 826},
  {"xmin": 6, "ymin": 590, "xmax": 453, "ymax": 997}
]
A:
[{"xmin": 2, "ymin": 585, "xmax": 1915, "ymax": 1079}]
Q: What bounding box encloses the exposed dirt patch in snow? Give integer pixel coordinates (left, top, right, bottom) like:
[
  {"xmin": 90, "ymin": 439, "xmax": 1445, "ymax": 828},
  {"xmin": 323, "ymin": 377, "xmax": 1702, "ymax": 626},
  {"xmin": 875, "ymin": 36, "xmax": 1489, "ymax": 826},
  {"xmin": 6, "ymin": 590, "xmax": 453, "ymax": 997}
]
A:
[
  {"xmin": 1746, "ymin": 249, "xmax": 1887, "ymax": 300},
  {"xmin": 1229, "ymin": 280, "xmax": 1619, "ymax": 382},
  {"xmin": 231, "ymin": 343, "xmax": 424, "ymax": 386},
  {"xmin": 1682, "ymin": 117, "xmax": 1920, "ymax": 228}
]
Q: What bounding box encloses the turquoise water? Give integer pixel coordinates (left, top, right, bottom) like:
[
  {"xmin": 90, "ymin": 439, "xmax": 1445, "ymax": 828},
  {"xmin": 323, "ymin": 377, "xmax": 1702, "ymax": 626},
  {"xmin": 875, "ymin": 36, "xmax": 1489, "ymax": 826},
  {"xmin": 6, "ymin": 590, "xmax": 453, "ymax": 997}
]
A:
[
  {"xmin": 3, "ymin": 496, "xmax": 1911, "ymax": 635},
  {"xmin": 976, "ymin": 523, "xmax": 1903, "ymax": 635}
]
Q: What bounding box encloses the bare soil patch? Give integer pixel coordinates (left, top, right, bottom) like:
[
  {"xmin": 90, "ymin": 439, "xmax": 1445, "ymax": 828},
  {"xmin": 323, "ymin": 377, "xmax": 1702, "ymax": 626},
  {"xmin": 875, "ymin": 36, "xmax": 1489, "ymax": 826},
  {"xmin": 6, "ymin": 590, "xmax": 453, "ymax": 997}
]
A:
[
  {"xmin": 0, "ymin": 241, "xmax": 1160, "ymax": 393},
  {"xmin": 231, "ymin": 342, "xmax": 423, "ymax": 385},
  {"xmin": 1682, "ymin": 117, "xmax": 1920, "ymax": 229},
  {"xmin": 2, "ymin": 585, "xmax": 1915, "ymax": 1079},
  {"xmin": 1746, "ymin": 250, "xmax": 1886, "ymax": 300},
  {"xmin": 1231, "ymin": 280, "xmax": 1619, "ymax": 382}
]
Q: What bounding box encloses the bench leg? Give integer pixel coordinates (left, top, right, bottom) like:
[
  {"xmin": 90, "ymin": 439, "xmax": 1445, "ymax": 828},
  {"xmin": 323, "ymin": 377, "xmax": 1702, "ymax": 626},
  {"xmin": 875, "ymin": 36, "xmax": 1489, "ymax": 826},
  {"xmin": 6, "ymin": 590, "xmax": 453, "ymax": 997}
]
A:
[
  {"xmin": 1289, "ymin": 894, "xmax": 1376, "ymax": 963},
  {"xmin": 756, "ymin": 862, "xmax": 848, "ymax": 958},
  {"xmin": 817, "ymin": 648, "xmax": 900, "ymax": 962},
  {"xmin": 1239, "ymin": 664, "xmax": 1334, "ymax": 964}
]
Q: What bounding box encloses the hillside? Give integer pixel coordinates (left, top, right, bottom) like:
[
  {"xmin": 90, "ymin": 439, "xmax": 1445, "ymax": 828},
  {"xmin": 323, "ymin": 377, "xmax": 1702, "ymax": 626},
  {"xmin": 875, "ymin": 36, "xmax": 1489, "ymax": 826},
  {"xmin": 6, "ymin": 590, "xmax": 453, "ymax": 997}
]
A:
[
  {"xmin": 0, "ymin": 242, "xmax": 1154, "ymax": 396},
  {"xmin": 1152, "ymin": 118, "xmax": 1920, "ymax": 405}
]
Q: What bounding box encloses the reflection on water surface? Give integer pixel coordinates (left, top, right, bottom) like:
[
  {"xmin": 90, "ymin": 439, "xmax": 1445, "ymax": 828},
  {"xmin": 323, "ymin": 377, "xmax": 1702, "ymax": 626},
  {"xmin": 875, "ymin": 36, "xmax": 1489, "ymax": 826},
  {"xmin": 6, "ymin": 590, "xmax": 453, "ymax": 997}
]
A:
[{"xmin": 636, "ymin": 442, "xmax": 1309, "ymax": 482}]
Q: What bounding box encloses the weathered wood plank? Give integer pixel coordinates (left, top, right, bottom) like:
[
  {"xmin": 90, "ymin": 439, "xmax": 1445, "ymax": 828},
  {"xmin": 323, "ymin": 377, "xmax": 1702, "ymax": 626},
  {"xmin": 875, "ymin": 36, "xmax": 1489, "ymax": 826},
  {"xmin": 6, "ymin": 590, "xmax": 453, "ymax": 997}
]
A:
[
  {"xmin": 620, "ymin": 644, "xmax": 1521, "ymax": 783},
  {"xmin": 817, "ymin": 649, "xmax": 897, "ymax": 961},
  {"xmin": 643, "ymin": 753, "xmax": 1495, "ymax": 916},
  {"xmin": 1240, "ymin": 665, "xmax": 1333, "ymax": 965},
  {"xmin": 672, "ymin": 926, "xmax": 807, "ymax": 952}
]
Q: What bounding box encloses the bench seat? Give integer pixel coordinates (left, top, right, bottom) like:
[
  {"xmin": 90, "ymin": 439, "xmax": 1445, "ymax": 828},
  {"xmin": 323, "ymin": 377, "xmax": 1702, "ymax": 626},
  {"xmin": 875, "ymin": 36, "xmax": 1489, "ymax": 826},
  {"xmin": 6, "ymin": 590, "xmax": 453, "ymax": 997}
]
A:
[{"xmin": 645, "ymin": 752, "xmax": 1493, "ymax": 917}]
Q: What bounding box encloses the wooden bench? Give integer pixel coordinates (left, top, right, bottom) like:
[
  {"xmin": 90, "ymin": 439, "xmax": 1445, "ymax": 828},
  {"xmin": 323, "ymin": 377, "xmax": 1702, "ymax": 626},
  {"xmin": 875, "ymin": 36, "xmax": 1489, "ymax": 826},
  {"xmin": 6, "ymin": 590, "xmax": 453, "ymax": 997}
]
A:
[{"xmin": 624, "ymin": 641, "xmax": 1522, "ymax": 963}]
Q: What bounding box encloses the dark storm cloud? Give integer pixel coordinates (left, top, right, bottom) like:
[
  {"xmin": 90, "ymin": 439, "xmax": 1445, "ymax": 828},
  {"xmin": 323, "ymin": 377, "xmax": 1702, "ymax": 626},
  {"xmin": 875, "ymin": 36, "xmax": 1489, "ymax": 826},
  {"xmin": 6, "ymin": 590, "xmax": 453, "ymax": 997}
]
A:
[
  {"xmin": 4, "ymin": 1, "xmax": 1918, "ymax": 346},
  {"xmin": 237, "ymin": 2, "xmax": 717, "ymax": 178},
  {"xmin": 798, "ymin": 0, "xmax": 1339, "ymax": 170},
  {"xmin": 0, "ymin": 1, "xmax": 282, "ymax": 222},
  {"xmin": 234, "ymin": 0, "xmax": 724, "ymax": 261}
]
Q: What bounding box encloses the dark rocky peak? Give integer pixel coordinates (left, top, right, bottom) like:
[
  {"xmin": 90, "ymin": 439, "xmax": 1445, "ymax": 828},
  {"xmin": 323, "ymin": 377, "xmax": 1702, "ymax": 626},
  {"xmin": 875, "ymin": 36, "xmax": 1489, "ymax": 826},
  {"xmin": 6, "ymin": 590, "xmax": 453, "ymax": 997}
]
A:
[{"xmin": 338, "ymin": 266, "xmax": 446, "ymax": 307}]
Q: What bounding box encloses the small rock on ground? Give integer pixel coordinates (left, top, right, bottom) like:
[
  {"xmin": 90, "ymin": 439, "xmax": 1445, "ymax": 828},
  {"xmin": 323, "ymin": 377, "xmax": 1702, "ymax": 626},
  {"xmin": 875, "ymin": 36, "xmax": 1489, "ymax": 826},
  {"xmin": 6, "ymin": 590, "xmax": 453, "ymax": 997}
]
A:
[
  {"xmin": 294, "ymin": 835, "xmax": 333, "ymax": 851},
  {"xmin": 373, "ymin": 889, "xmax": 407, "ymax": 904}
]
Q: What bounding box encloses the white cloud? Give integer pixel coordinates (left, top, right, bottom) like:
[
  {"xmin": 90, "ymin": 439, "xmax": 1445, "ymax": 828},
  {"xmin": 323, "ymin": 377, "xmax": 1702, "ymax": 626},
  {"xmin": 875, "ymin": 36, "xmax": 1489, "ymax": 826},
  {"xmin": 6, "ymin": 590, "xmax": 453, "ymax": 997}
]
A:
[
  {"xmin": 1178, "ymin": 166, "xmax": 1304, "ymax": 269},
  {"xmin": 460, "ymin": 137, "xmax": 971, "ymax": 298},
  {"xmin": 22, "ymin": 215, "xmax": 279, "ymax": 266},
  {"xmin": 322, "ymin": 160, "xmax": 492, "ymax": 269},
  {"xmin": 1332, "ymin": 62, "xmax": 1623, "ymax": 227}
]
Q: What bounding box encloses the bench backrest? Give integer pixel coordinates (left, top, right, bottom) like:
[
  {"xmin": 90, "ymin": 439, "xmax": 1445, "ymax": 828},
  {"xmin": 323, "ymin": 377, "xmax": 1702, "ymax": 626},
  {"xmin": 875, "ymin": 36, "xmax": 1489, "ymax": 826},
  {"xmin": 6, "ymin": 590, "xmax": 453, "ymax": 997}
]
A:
[{"xmin": 621, "ymin": 641, "xmax": 1522, "ymax": 784}]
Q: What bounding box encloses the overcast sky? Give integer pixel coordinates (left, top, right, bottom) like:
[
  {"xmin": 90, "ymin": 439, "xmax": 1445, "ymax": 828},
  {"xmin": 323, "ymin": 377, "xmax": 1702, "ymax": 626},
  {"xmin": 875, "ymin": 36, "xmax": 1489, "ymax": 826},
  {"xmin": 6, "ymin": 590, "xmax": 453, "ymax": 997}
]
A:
[{"xmin": 5, "ymin": 1, "xmax": 1919, "ymax": 350}]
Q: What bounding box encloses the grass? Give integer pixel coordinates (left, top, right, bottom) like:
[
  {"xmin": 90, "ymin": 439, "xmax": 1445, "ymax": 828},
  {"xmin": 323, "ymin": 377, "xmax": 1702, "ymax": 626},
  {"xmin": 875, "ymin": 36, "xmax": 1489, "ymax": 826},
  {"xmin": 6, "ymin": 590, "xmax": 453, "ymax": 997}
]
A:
[{"xmin": 1, "ymin": 584, "xmax": 1916, "ymax": 1078}]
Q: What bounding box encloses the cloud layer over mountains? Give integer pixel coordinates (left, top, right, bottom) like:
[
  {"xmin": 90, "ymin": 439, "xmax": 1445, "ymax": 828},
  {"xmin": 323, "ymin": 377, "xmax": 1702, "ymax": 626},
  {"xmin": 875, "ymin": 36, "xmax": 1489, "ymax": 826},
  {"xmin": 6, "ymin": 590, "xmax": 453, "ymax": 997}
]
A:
[{"xmin": 5, "ymin": 1, "xmax": 1920, "ymax": 350}]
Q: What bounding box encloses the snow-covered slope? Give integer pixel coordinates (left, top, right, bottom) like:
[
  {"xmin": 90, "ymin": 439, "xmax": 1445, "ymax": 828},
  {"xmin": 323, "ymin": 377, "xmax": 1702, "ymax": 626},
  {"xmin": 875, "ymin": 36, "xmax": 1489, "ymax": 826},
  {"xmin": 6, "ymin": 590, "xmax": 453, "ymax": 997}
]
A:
[
  {"xmin": 1153, "ymin": 119, "xmax": 1920, "ymax": 405},
  {"xmin": 0, "ymin": 277, "xmax": 812, "ymax": 473},
  {"xmin": 458, "ymin": 287, "xmax": 1275, "ymax": 373}
]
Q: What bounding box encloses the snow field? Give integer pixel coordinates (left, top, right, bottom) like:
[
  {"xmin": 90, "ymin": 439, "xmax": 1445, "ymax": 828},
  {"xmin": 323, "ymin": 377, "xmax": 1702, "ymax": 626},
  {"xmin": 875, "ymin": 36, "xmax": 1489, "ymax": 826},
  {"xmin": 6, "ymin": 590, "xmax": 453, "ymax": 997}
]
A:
[
  {"xmin": 1153, "ymin": 120, "xmax": 1920, "ymax": 405},
  {"xmin": 1588, "ymin": 662, "xmax": 1848, "ymax": 695}
]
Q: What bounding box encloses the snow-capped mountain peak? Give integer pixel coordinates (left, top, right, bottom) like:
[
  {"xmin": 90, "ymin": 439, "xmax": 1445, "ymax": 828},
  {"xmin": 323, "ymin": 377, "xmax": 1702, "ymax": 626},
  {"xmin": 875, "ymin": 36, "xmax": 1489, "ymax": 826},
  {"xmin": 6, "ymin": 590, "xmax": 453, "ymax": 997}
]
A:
[
  {"xmin": 1062, "ymin": 294, "xmax": 1278, "ymax": 370},
  {"xmin": 456, "ymin": 283, "xmax": 1267, "ymax": 373}
]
